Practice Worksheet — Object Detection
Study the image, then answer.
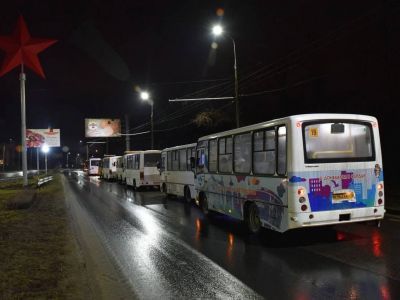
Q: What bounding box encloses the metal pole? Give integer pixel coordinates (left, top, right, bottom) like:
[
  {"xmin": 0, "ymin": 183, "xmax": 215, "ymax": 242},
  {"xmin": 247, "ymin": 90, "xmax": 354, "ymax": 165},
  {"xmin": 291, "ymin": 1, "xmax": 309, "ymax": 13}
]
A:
[
  {"xmin": 86, "ymin": 144, "xmax": 89, "ymax": 161},
  {"xmin": 125, "ymin": 114, "xmax": 130, "ymax": 151},
  {"xmin": 231, "ymin": 37, "xmax": 240, "ymax": 128},
  {"xmin": 20, "ymin": 67, "xmax": 28, "ymax": 186},
  {"xmin": 36, "ymin": 147, "xmax": 39, "ymax": 173},
  {"xmin": 150, "ymin": 102, "xmax": 154, "ymax": 149},
  {"xmin": 45, "ymin": 152, "xmax": 47, "ymax": 175},
  {"xmin": 2, "ymin": 144, "xmax": 5, "ymax": 172},
  {"xmin": 66, "ymin": 153, "xmax": 69, "ymax": 168}
]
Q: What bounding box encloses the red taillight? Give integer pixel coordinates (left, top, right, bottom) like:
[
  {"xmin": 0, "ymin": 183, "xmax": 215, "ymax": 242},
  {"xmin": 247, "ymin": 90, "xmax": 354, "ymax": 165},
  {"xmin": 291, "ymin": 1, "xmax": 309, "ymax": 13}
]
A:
[
  {"xmin": 301, "ymin": 204, "xmax": 307, "ymax": 211},
  {"xmin": 140, "ymin": 172, "xmax": 144, "ymax": 180},
  {"xmin": 378, "ymin": 198, "xmax": 383, "ymax": 205},
  {"xmin": 297, "ymin": 188, "xmax": 305, "ymax": 197}
]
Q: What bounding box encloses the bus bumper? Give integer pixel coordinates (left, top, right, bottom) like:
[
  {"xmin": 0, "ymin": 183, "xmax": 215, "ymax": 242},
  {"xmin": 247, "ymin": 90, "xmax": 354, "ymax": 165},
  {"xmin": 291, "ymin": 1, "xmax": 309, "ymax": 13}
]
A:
[{"xmin": 288, "ymin": 206, "xmax": 385, "ymax": 229}]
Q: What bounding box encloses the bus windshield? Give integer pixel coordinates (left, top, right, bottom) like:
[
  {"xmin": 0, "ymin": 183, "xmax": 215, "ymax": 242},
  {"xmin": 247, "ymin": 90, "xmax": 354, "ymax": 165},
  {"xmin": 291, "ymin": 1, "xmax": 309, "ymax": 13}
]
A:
[
  {"xmin": 144, "ymin": 153, "xmax": 161, "ymax": 167},
  {"xmin": 90, "ymin": 160, "xmax": 100, "ymax": 166},
  {"xmin": 303, "ymin": 121, "xmax": 374, "ymax": 163}
]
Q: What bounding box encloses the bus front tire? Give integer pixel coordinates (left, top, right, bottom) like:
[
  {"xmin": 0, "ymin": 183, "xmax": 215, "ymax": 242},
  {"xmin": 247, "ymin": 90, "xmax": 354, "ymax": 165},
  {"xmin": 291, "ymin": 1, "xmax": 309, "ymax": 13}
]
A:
[{"xmin": 246, "ymin": 202, "xmax": 261, "ymax": 234}]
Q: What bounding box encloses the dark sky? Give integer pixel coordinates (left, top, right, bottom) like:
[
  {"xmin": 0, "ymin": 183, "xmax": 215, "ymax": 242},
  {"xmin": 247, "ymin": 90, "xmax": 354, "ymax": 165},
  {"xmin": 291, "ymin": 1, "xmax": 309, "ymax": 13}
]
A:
[{"xmin": 0, "ymin": 0, "xmax": 399, "ymax": 181}]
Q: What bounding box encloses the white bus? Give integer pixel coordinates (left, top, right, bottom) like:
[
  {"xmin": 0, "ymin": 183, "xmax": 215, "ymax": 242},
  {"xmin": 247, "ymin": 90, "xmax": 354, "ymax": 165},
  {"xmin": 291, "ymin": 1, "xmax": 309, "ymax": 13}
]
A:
[
  {"xmin": 195, "ymin": 114, "xmax": 384, "ymax": 233},
  {"xmin": 116, "ymin": 156, "xmax": 125, "ymax": 182},
  {"xmin": 160, "ymin": 143, "xmax": 196, "ymax": 202},
  {"xmin": 125, "ymin": 150, "xmax": 161, "ymax": 189},
  {"xmin": 102, "ymin": 155, "xmax": 120, "ymax": 180},
  {"xmin": 88, "ymin": 158, "xmax": 101, "ymax": 176}
]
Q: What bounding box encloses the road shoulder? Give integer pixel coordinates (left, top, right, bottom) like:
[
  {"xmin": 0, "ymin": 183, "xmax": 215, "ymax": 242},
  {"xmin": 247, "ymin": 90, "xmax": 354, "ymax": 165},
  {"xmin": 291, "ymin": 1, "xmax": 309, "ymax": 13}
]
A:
[{"xmin": 61, "ymin": 175, "xmax": 136, "ymax": 300}]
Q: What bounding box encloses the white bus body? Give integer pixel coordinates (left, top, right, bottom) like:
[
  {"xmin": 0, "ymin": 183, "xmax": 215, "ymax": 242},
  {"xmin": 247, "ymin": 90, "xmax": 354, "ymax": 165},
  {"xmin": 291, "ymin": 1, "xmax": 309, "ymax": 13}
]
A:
[
  {"xmin": 160, "ymin": 143, "xmax": 196, "ymax": 202},
  {"xmin": 102, "ymin": 156, "xmax": 120, "ymax": 180},
  {"xmin": 116, "ymin": 151, "xmax": 141, "ymax": 183},
  {"xmin": 116, "ymin": 156, "xmax": 125, "ymax": 182},
  {"xmin": 195, "ymin": 114, "xmax": 384, "ymax": 233},
  {"xmin": 88, "ymin": 158, "xmax": 101, "ymax": 176},
  {"xmin": 125, "ymin": 150, "xmax": 161, "ymax": 189}
]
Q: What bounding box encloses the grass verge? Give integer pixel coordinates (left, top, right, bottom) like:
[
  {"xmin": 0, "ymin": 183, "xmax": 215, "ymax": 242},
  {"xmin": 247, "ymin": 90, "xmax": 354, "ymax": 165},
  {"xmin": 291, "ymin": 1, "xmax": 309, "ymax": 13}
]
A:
[{"xmin": 0, "ymin": 174, "xmax": 88, "ymax": 299}]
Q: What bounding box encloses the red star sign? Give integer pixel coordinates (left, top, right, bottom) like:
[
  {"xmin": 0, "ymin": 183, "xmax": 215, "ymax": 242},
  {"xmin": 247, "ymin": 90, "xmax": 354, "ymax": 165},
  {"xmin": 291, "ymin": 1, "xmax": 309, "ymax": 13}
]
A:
[{"xmin": 0, "ymin": 15, "xmax": 57, "ymax": 78}]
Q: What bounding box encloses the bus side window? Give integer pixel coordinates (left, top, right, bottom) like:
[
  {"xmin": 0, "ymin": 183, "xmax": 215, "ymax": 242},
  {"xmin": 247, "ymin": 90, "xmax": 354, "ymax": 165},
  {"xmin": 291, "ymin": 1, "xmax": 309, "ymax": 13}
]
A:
[
  {"xmin": 234, "ymin": 133, "xmax": 251, "ymax": 173},
  {"xmin": 196, "ymin": 148, "xmax": 205, "ymax": 173},
  {"xmin": 209, "ymin": 139, "xmax": 218, "ymax": 172},
  {"xmin": 277, "ymin": 126, "xmax": 287, "ymax": 175}
]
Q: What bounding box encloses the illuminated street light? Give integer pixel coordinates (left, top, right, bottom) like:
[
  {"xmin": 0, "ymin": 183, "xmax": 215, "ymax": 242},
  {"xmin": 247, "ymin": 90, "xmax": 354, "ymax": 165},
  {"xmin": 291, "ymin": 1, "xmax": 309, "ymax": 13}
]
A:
[
  {"xmin": 140, "ymin": 91, "xmax": 150, "ymax": 101},
  {"xmin": 140, "ymin": 90, "xmax": 154, "ymax": 149},
  {"xmin": 76, "ymin": 153, "xmax": 80, "ymax": 169},
  {"xmin": 211, "ymin": 24, "xmax": 240, "ymax": 128},
  {"xmin": 41, "ymin": 144, "xmax": 49, "ymax": 175},
  {"xmin": 212, "ymin": 24, "xmax": 223, "ymax": 36}
]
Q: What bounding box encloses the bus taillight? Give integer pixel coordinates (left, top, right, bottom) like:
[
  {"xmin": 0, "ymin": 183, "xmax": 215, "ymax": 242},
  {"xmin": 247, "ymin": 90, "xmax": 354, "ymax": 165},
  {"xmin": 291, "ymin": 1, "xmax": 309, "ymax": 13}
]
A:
[
  {"xmin": 297, "ymin": 188, "xmax": 306, "ymax": 197},
  {"xmin": 378, "ymin": 198, "xmax": 383, "ymax": 205},
  {"xmin": 377, "ymin": 183, "xmax": 384, "ymax": 190},
  {"xmin": 301, "ymin": 204, "xmax": 308, "ymax": 211}
]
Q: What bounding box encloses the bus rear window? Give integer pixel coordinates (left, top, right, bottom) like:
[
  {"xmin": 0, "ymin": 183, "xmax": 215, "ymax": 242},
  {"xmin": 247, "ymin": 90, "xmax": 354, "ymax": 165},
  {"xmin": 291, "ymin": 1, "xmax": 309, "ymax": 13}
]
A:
[
  {"xmin": 90, "ymin": 160, "xmax": 100, "ymax": 166},
  {"xmin": 144, "ymin": 153, "xmax": 161, "ymax": 167},
  {"xmin": 303, "ymin": 122, "xmax": 374, "ymax": 163}
]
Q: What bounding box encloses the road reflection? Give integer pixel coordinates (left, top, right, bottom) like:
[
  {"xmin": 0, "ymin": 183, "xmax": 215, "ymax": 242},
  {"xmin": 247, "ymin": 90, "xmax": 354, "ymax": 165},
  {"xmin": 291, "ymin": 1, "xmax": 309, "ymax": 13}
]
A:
[{"xmin": 66, "ymin": 171, "xmax": 399, "ymax": 300}]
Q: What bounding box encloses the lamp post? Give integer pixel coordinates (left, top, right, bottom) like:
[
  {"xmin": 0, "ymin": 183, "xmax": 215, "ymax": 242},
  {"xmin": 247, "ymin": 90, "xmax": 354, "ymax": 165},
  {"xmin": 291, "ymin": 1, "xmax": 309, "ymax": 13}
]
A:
[
  {"xmin": 66, "ymin": 152, "xmax": 70, "ymax": 168},
  {"xmin": 212, "ymin": 24, "xmax": 240, "ymax": 128},
  {"xmin": 41, "ymin": 144, "xmax": 49, "ymax": 175},
  {"xmin": 140, "ymin": 91, "xmax": 154, "ymax": 149},
  {"xmin": 76, "ymin": 153, "xmax": 80, "ymax": 169}
]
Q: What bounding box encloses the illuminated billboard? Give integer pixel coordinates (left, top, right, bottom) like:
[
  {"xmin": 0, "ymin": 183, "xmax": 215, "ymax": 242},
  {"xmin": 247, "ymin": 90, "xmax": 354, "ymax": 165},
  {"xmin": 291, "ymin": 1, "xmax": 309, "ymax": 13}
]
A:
[
  {"xmin": 26, "ymin": 129, "xmax": 61, "ymax": 148},
  {"xmin": 85, "ymin": 118, "xmax": 121, "ymax": 138}
]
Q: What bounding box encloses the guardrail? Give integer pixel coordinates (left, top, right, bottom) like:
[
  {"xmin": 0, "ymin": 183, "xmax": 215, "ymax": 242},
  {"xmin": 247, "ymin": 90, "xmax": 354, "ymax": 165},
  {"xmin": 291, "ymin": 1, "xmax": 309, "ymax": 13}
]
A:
[{"xmin": 37, "ymin": 176, "xmax": 53, "ymax": 188}]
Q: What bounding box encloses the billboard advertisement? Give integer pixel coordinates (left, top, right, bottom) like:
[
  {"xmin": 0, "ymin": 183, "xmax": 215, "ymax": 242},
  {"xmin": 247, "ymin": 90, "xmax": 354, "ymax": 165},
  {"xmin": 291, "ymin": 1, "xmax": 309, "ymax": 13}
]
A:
[
  {"xmin": 85, "ymin": 118, "xmax": 121, "ymax": 138},
  {"xmin": 26, "ymin": 129, "xmax": 61, "ymax": 148}
]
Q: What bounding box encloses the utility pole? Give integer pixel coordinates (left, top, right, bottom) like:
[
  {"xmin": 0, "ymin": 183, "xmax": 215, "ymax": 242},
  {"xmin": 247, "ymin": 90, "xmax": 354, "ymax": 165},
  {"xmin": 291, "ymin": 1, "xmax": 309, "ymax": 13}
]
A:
[{"xmin": 125, "ymin": 114, "xmax": 130, "ymax": 151}]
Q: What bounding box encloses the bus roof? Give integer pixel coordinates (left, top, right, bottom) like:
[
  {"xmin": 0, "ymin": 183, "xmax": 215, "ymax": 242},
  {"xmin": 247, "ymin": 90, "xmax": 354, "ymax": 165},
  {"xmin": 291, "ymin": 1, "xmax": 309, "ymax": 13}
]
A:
[
  {"xmin": 198, "ymin": 113, "xmax": 377, "ymax": 141},
  {"xmin": 162, "ymin": 143, "xmax": 197, "ymax": 152},
  {"xmin": 124, "ymin": 150, "xmax": 161, "ymax": 156}
]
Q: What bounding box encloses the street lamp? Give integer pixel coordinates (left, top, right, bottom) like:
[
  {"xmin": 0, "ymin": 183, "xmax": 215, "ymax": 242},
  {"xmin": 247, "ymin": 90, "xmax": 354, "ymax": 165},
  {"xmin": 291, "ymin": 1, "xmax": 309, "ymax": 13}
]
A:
[
  {"xmin": 76, "ymin": 153, "xmax": 80, "ymax": 169},
  {"xmin": 66, "ymin": 152, "xmax": 71, "ymax": 168},
  {"xmin": 41, "ymin": 144, "xmax": 49, "ymax": 175},
  {"xmin": 212, "ymin": 24, "xmax": 240, "ymax": 128},
  {"xmin": 140, "ymin": 91, "xmax": 154, "ymax": 149}
]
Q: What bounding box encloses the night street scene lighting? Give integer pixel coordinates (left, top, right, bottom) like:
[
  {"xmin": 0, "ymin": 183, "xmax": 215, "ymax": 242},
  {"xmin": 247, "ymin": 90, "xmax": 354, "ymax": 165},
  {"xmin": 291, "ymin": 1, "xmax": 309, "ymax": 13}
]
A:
[
  {"xmin": 211, "ymin": 23, "xmax": 240, "ymax": 128},
  {"xmin": 0, "ymin": 2, "xmax": 399, "ymax": 299},
  {"xmin": 140, "ymin": 90, "xmax": 154, "ymax": 149}
]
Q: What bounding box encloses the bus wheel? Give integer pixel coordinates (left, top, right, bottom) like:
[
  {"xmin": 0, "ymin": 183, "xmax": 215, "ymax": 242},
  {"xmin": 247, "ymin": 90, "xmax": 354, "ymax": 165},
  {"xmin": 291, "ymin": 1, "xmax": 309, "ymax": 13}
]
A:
[
  {"xmin": 246, "ymin": 202, "xmax": 261, "ymax": 234},
  {"xmin": 200, "ymin": 195, "xmax": 209, "ymax": 215},
  {"xmin": 184, "ymin": 187, "xmax": 191, "ymax": 203}
]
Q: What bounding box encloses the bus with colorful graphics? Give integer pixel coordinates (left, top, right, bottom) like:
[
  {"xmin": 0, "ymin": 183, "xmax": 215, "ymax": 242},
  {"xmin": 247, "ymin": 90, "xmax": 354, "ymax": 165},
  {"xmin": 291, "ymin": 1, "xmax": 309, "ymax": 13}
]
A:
[
  {"xmin": 194, "ymin": 114, "xmax": 384, "ymax": 233},
  {"xmin": 160, "ymin": 143, "xmax": 196, "ymax": 202}
]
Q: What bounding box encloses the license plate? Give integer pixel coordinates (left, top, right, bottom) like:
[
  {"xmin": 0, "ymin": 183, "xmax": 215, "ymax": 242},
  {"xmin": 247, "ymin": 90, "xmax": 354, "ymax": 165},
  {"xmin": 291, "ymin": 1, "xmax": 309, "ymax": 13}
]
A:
[{"xmin": 333, "ymin": 192, "xmax": 355, "ymax": 202}]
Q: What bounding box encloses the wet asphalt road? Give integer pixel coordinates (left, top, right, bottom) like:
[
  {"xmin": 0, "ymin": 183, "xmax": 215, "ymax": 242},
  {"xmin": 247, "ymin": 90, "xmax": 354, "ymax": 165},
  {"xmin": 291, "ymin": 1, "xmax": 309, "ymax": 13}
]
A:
[{"xmin": 63, "ymin": 171, "xmax": 400, "ymax": 299}]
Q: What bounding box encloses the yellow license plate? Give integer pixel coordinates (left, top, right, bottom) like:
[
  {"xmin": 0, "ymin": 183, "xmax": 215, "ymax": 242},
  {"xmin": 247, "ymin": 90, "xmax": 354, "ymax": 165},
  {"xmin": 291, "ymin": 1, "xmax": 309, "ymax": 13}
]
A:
[{"xmin": 333, "ymin": 192, "xmax": 354, "ymax": 201}]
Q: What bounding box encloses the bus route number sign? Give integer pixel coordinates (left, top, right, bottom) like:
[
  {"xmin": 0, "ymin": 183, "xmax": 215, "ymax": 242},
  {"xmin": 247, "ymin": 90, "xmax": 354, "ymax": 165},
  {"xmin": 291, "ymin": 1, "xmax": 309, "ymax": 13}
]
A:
[{"xmin": 309, "ymin": 127, "xmax": 319, "ymax": 138}]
